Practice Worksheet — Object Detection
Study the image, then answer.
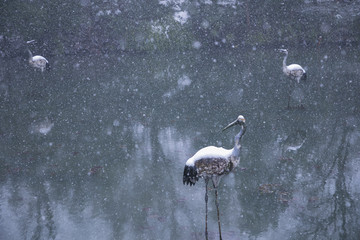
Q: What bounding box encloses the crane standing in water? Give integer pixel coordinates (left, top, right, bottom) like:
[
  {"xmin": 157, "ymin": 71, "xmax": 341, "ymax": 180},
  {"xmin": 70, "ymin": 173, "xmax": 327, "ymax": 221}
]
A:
[
  {"xmin": 278, "ymin": 49, "xmax": 307, "ymax": 108},
  {"xmin": 279, "ymin": 49, "xmax": 306, "ymax": 83},
  {"xmin": 183, "ymin": 115, "xmax": 246, "ymax": 240},
  {"xmin": 27, "ymin": 40, "xmax": 49, "ymax": 72}
]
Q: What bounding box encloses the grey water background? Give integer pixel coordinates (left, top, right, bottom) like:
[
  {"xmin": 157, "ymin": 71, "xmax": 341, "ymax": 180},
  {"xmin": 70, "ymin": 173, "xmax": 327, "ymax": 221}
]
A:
[
  {"xmin": 1, "ymin": 45, "xmax": 360, "ymax": 240},
  {"xmin": 1, "ymin": 2, "xmax": 360, "ymax": 239}
]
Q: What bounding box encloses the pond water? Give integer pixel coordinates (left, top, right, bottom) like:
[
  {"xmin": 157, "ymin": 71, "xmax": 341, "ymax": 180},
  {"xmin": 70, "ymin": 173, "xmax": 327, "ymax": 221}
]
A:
[{"xmin": 0, "ymin": 46, "xmax": 359, "ymax": 240}]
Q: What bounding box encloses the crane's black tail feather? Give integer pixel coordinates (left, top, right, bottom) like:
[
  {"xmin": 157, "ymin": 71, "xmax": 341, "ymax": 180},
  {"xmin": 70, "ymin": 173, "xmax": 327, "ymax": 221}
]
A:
[
  {"xmin": 183, "ymin": 165, "xmax": 199, "ymax": 186},
  {"xmin": 302, "ymin": 72, "xmax": 307, "ymax": 81}
]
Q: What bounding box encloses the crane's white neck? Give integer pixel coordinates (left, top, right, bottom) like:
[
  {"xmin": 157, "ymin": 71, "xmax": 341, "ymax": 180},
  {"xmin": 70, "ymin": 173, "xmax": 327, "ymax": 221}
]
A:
[{"xmin": 282, "ymin": 53, "xmax": 288, "ymax": 69}]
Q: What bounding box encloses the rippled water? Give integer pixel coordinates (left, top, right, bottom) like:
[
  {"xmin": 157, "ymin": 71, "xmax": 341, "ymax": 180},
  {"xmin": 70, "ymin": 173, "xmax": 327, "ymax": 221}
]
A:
[{"xmin": 0, "ymin": 46, "xmax": 359, "ymax": 239}]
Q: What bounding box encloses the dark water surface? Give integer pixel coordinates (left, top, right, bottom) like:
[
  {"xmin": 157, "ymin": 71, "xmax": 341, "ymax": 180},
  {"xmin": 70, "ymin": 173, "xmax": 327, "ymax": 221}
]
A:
[{"xmin": 0, "ymin": 47, "xmax": 359, "ymax": 240}]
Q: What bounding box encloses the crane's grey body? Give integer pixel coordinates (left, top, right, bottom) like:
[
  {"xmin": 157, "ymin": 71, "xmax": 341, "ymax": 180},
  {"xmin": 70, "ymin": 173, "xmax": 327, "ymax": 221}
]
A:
[
  {"xmin": 278, "ymin": 49, "xmax": 307, "ymax": 108},
  {"xmin": 28, "ymin": 49, "xmax": 49, "ymax": 72},
  {"xmin": 183, "ymin": 146, "xmax": 236, "ymax": 185}
]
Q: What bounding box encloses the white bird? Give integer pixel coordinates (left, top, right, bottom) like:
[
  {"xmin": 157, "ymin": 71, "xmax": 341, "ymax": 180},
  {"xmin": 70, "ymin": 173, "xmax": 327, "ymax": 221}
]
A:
[
  {"xmin": 183, "ymin": 115, "xmax": 246, "ymax": 240},
  {"xmin": 28, "ymin": 49, "xmax": 49, "ymax": 72},
  {"xmin": 279, "ymin": 49, "xmax": 306, "ymax": 83}
]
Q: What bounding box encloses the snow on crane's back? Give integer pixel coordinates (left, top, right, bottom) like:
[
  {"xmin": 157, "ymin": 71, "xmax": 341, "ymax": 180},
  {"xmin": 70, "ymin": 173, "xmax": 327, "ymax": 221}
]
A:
[
  {"xmin": 287, "ymin": 64, "xmax": 305, "ymax": 72},
  {"xmin": 32, "ymin": 55, "xmax": 48, "ymax": 62},
  {"xmin": 185, "ymin": 146, "xmax": 233, "ymax": 166}
]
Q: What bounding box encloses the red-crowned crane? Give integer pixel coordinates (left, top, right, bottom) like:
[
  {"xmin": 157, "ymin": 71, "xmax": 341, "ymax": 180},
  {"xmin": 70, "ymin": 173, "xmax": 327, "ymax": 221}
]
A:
[
  {"xmin": 279, "ymin": 49, "xmax": 306, "ymax": 83},
  {"xmin": 183, "ymin": 115, "xmax": 246, "ymax": 240},
  {"xmin": 26, "ymin": 41, "xmax": 49, "ymax": 72},
  {"xmin": 28, "ymin": 49, "xmax": 49, "ymax": 72},
  {"xmin": 278, "ymin": 49, "xmax": 307, "ymax": 108}
]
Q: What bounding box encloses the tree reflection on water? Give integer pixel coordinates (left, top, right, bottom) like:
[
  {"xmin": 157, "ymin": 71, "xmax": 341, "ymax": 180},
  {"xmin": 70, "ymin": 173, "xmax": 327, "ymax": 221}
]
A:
[{"xmin": 0, "ymin": 47, "xmax": 359, "ymax": 239}]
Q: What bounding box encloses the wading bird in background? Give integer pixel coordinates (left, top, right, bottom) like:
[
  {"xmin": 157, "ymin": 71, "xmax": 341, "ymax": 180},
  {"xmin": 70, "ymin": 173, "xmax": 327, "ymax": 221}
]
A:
[
  {"xmin": 27, "ymin": 40, "xmax": 49, "ymax": 72},
  {"xmin": 278, "ymin": 49, "xmax": 306, "ymax": 83},
  {"xmin": 183, "ymin": 115, "xmax": 246, "ymax": 240},
  {"xmin": 278, "ymin": 49, "xmax": 307, "ymax": 108}
]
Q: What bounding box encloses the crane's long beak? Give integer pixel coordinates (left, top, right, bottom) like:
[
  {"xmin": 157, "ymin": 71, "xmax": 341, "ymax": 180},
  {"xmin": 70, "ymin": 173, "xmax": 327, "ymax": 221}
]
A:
[{"xmin": 222, "ymin": 120, "xmax": 238, "ymax": 132}]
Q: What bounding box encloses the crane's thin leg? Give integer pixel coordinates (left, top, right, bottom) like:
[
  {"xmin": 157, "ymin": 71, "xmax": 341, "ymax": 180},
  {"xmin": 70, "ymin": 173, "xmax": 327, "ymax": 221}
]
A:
[
  {"xmin": 205, "ymin": 178, "xmax": 209, "ymax": 240},
  {"xmin": 212, "ymin": 178, "xmax": 222, "ymax": 240},
  {"xmin": 287, "ymin": 84, "xmax": 293, "ymax": 109}
]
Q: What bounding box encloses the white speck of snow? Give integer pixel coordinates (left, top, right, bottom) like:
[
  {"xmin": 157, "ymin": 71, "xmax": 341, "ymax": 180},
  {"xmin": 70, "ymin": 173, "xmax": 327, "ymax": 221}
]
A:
[
  {"xmin": 113, "ymin": 120, "xmax": 120, "ymax": 127},
  {"xmin": 74, "ymin": 63, "xmax": 80, "ymax": 69},
  {"xmin": 96, "ymin": 11, "xmax": 104, "ymax": 16},
  {"xmin": 201, "ymin": 20, "xmax": 210, "ymax": 29},
  {"xmin": 173, "ymin": 11, "xmax": 189, "ymax": 25},
  {"xmin": 177, "ymin": 75, "xmax": 192, "ymax": 90},
  {"xmin": 192, "ymin": 41, "xmax": 201, "ymax": 49},
  {"xmin": 295, "ymin": 171, "xmax": 303, "ymax": 181},
  {"xmin": 263, "ymin": 21, "xmax": 271, "ymax": 31}
]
